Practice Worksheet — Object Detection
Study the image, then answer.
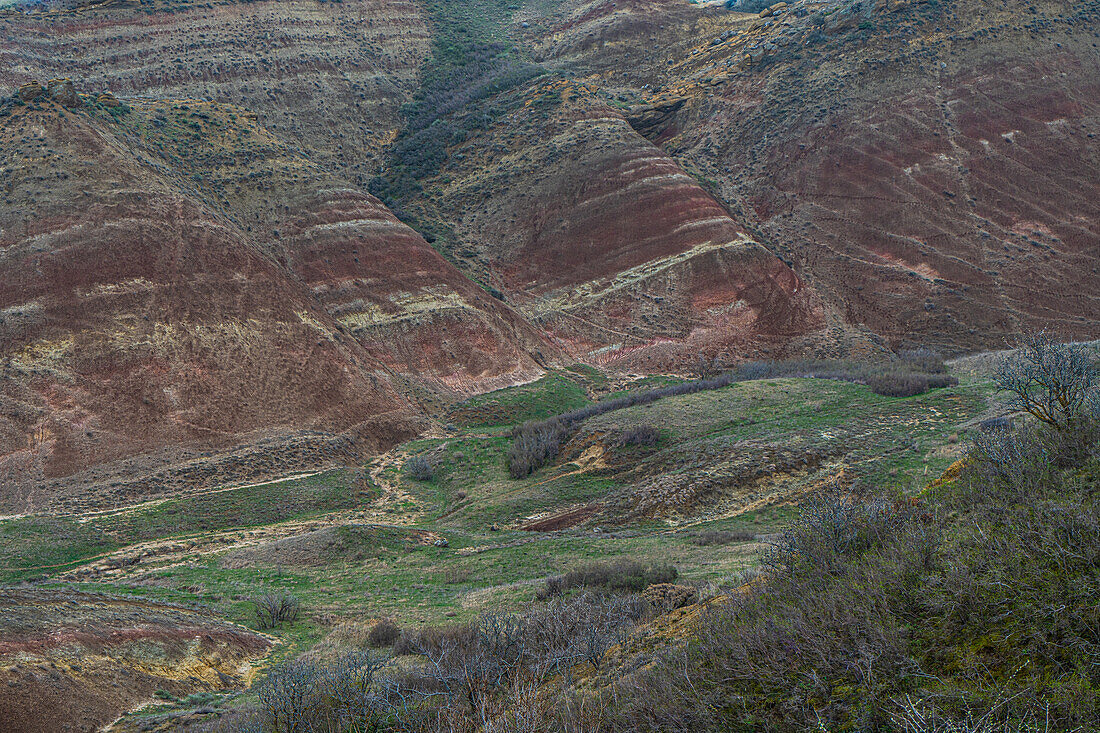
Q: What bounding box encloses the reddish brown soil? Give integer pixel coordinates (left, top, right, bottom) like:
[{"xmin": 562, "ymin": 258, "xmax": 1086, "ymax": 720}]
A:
[
  {"xmin": 612, "ymin": 0, "xmax": 1100, "ymax": 350},
  {"xmin": 0, "ymin": 89, "xmax": 557, "ymax": 510},
  {"xmin": 0, "ymin": 0, "xmax": 430, "ymax": 183},
  {"xmin": 1, "ymin": 0, "xmax": 1097, "ymax": 507},
  {"xmin": 519, "ymin": 503, "xmax": 601, "ymax": 531},
  {"xmin": 429, "ymin": 81, "xmax": 850, "ymax": 370},
  {"xmin": 281, "ymin": 188, "xmax": 554, "ymax": 392}
]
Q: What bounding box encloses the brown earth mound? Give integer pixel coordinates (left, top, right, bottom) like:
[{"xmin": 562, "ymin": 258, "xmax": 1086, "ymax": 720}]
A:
[
  {"xmin": 219, "ymin": 524, "xmax": 441, "ymax": 568},
  {"xmin": 0, "ymin": 93, "xmax": 557, "ymax": 510},
  {"xmin": 0, "ymin": 587, "xmax": 270, "ymax": 733},
  {"xmin": 412, "ymin": 78, "xmax": 867, "ymax": 369}
]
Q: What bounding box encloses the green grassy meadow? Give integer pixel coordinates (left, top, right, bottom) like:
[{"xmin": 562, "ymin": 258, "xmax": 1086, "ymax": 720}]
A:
[{"xmin": 2, "ymin": 366, "xmax": 996, "ymax": 658}]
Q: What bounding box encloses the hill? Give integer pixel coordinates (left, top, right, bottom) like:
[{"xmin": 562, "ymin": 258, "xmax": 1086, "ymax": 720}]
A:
[{"xmin": 2, "ymin": 0, "xmax": 1098, "ymax": 493}]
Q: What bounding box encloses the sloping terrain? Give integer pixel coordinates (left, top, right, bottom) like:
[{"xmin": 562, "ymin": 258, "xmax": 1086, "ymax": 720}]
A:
[
  {"xmin": 537, "ymin": 0, "xmax": 1100, "ymax": 350},
  {"xmin": 0, "ymin": 95, "xmax": 425, "ymax": 513},
  {"xmin": 0, "ymin": 365, "xmax": 994, "ymax": 730},
  {"xmin": 0, "ymin": 0, "xmax": 430, "ymax": 185},
  {"xmin": 408, "ymin": 78, "xmax": 857, "ymax": 370},
  {"xmin": 0, "ymin": 587, "xmax": 270, "ymax": 733},
  {"xmin": 0, "ymin": 91, "xmax": 557, "ymax": 512},
  {"xmin": 1, "ymin": 1, "xmax": 1098, "ymax": 730},
  {"xmin": 4, "ymin": 0, "xmax": 1096, "ymax": 500}
]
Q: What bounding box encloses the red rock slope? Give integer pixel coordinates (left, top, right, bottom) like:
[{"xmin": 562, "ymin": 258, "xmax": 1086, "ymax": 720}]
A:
[
  {"xmin": 0, "ymin": 97, "xmax": 425, "ymax": 512},
  {"xmin": 412, "ymin": 79, "xmax": 867, "ymax": 371},
  {"xmin": 555, "ymin": 0, "xmax": 1100, "ymax": 350},
  {"xmin": 0, "ymin": 0, "xmax": 429, "ymax": 184}
]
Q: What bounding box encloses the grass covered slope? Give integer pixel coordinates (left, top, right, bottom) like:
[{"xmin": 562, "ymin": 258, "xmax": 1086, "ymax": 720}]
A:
[
  {"xmin": 604, "ymin": 445, "xmax": 1100, "ymax": 731},
  {"xmin": 178, "ymin": 340, "xmax": 1094, "ymax": 733},
  {"xmin": 404, "ymin": 365, "xmax": 983, "ymax": 530},
  {"xmin": 0, "ymin": 356, "xmax": 1004, "ymax": 731}
]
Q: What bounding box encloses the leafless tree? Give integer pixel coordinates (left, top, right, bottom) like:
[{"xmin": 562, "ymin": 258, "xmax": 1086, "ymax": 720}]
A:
[
  {"xmin": 694, "ymin": 354, "xmax": 723, "ymax": 380},
  {"xmin": 256, "ymin": 651, "xmax": 391, "ymax": 733},
  {"xmin": 256, "ymin": 658, "xmax": 323, "ymax": 733},
  {"xmin": 252, "ymin": 590, "xmax": 301, "ymax": 629},
  {"xmin": 995, "ymin": 332, "xmax": 1097, "ymax": 430}
]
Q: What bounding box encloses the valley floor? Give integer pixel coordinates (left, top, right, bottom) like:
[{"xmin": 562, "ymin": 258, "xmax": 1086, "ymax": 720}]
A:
[{"xmin": 1, "ymin": 363, "xmax": 999, "ymax": 730}]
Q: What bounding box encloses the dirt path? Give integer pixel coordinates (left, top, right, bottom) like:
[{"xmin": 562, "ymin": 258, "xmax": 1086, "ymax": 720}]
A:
[
  {"xmin": 70, "ymin": 472, "xmax": 324, "ymax": 525},
  {"xmin": 55, "ymin": 447, "xmax": 429, "ymax": 581}
]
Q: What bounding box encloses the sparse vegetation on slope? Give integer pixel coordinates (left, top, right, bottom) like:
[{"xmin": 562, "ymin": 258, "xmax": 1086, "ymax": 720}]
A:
[
  {"xmin": 116, "ymin": 337, "xmax": 1093, "ymax": 733},
  {"xmin": 504, "ymin": 354, "xmax": 958, "ymax": 478},
  {"xmin": 0, "ymin": 347, "xmax": 1008, "ymax": 731},
  {"xmin": 369, "ymin": 0, "xmax": 545, "ymax": 218}
]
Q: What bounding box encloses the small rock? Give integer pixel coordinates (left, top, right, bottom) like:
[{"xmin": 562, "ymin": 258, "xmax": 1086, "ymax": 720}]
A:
[
  {"xmin": 97, "ymin": 92, "xmax": 122, "ymax": 108},
  {"xmin": 47, "ymin": 78, "xmax": 82, "ymax": 107},
  {"xmin": 17, "ymin": 81, "xmax": 44, "ymax": 102}
]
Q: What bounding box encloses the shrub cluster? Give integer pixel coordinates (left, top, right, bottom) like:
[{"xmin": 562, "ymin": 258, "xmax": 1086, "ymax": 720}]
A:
[
  {"xmin": 688, "ymin": 528, "xmax": 756, "ymax": 546},
  {"xmin": 505, "ymin": 418, "xmax": 568, "ymax": 478},
  {"xmin": 207, "ymin": 594, "xmax": 650, "ymax": 732},
  {"xmin": 538, "ymin": 559, "xmax": 677, "ymax": 599},
  {"xmin": 599, "ymin": 338, "xmax": 1100, "ymax": 732},
  {"xmin": 865, "ymin": 370, "xmax": 956, "ymax": 398},
  {"xmin": 617, "ymin": 424, "xmax": 660, "ymax": 448},
  {"xmin": 367, "ymin": 618, "xmax": 402, "ymax": 648},
  {"xmin": 252, "ymin": 590, "xmax": 301, "ymax": 630},
  {"xmin": 403, "ymin": 455, "xmax": 435, "ymax": 482}
]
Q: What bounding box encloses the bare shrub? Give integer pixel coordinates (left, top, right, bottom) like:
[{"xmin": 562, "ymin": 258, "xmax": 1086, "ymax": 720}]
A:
[
  {"xmin": 256, "ymin": 651, "xmax": 389, "ymax": 733},
  {"xmin": 899, "ymin": 347, "xmax": 948, "ymax": 374},
  {"xmin": 866, "ymin": 371, "xmax": 932, "ymax": 397},
  {"xmin": 506, "ymin": 418, "xmax": 568, "ymax": 478},
  {"xmin": 540, "ymin": 559, "xmax": 677, "ymax": 598},
  {"xmin": 252, "ymin": 590, "xmax": 301, "ymax": 630},
  {"xmin": 618, "ymin": 424, "xmax": 660, "ymax": 448},
  {"xmin": 382, "ymin": 593, "xmax": 648, "ymax": 724},
  {"xmin": 969, "ymin": 423, "xmax": 1049, "ymax": 492},
  {"xmin": 889, "ymin": 693, "xmax": 1056, "ymax": 733},
  {"xmin": 689, "ymin": 528, "xmax": 755, "ymax": 545},
  {"xmin": 256, "ymin": 657, "xmax": 322, "ymax": 732},
  {"xmin": 995, "ymin": 332, "xmax": 1098, "ymax": 430},
  {"xmin": 762, "ymin": 493, "xmax": 908, "ymax": 575},
  {"xmin": 404, "ymin": 455, "xmax": 434, "ymax": 481},
  {"xmin": 368, "ymin": 617, "xmax": 402, "ymax": 648},
  {"xmin": 641, "ymin": 582, "xmax": 698, "ymax": 613},
  {"xmin": 193, "ymin": 706, "xmax": 264, "ymax": 733},
  {"xmin": 693, "ymin": 354, "xmax": 724, "ymax": 379}
]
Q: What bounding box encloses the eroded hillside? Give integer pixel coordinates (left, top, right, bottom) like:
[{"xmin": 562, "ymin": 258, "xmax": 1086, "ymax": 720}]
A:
[
  {"xmin": 540, "ymin": 0, "xmax": 1100, "ymax": 349},
  {"xmin": 0, "ymin": 587, "xmax": 270, "ymax": 733},
  {"xmin": 0, "ymin": 0, "xmax": 1098, "ymax": 657},
  {"xmin": 0, "ymin": 87, "xmax": 557, "ymax": 511}
]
